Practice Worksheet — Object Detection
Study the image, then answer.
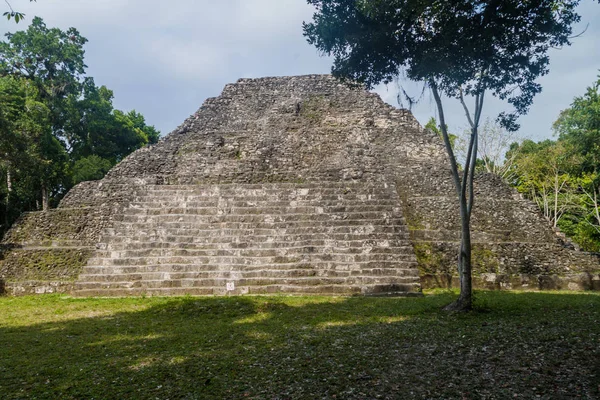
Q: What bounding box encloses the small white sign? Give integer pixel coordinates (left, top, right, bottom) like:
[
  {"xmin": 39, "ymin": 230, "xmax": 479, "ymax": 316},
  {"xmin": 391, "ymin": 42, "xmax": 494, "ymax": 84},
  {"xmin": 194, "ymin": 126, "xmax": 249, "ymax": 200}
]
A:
[{"xmin": 226, "ymin": 282, "xmax": 235, "ymax": 291}]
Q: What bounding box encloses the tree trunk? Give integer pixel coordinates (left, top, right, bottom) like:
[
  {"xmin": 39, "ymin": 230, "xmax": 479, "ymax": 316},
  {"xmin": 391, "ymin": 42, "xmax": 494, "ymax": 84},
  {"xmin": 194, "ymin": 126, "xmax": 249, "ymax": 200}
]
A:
[
  {"xmin": 41, "ymin": 183, "xmax": 49, "ymax": 212},
  {"xmin": 431, "ymin": 78, "xmax": 486, "ymax": 311},
  {"xmin": 444, "ymin": 132, "xmax": 476, "ymax": 312},
  {"xmin": 554, "ymin": 174, "xmax": 559, "ymax": 227},
  {"xmin": 444, "ymin": 209, "xmax": 473, "ymax": 311},
  {"xmin": 3, "ymin": 169, "xmax": 11, "ymax": 230},
  {"xmin": 430, "ymin": 80, "xmax": 478, "ymax": 312}
]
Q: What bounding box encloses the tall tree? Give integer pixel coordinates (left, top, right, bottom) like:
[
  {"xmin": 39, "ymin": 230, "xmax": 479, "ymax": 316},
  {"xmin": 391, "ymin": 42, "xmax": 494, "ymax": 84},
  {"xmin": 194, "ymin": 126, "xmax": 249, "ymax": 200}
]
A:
[
  {"xmin": 64, "ymin": 79, "xmax": 159, "ymax": 165},
  {"xmin": 304, "ymin": 0, "xmax": 591, "ymax": 310},
  {"xmin": 0, "ymin": 18, "xmax": 159, "ymax": 238},
  {"xmin": 0, "ymin": 16, "xmax": 88, "ymax": 138},
  {"xmin": 552, "ymin": 74, "xmax": 600, "ymax": 250},
  {"xmin": 0, "ymin": 75, "xmax": 66, "ymax": 219},
  {"xmin": 554, "ymin": 74, "xmax": 600, "ymax": 175}
]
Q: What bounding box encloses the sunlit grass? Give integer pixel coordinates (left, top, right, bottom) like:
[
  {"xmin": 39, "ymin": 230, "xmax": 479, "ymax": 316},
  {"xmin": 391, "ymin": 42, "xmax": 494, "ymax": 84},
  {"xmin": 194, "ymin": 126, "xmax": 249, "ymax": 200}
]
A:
[{"xmin": 0, "ymin": 290, "xmax": 598, "ymax": 399}]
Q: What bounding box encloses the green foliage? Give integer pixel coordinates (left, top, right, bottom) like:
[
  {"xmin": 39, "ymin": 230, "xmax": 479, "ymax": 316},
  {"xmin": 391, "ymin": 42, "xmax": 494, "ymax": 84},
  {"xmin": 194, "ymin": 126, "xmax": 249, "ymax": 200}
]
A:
[
  {"xmin": 65, "ymin": 80, "xmax": 159, "ymax": 163},
  {"xmin": 0, "ymin": 19, "xmax": 159, "ymax": 238},
  {"xmin": 554, "ymin": 74, "xmax": 600, "ymax": 175},
  {"xmin": 551, "ymin": 75, "xmax": 600, "ymax": 251},
  {"xmin": 0, "ymin": 16, "xmax": 87, "ymax": 123},
  {"xmin": 127, "ymin": 110, "xmax": 160, "ymax": 145},
  {"xmin": 0, "ymin": 76, "xmax": 67, "ymax": 228},
  {"xmin": 425, "ymin": 117, "xmax": 457, "ymax": 149},
  {"xmin": 304, "ymin": 0, "xmax": 584, "ymax": 130},
  {"xmin": 507, "ymin": 88, "xmax": 600, "ymax": 252},
  {"xmin": 3, "ymin": 0, "xmax": 36, "ymax": 23},
  {"xmin": 71, "ymin": 155, "xmax": 113, "ymax": 185}
]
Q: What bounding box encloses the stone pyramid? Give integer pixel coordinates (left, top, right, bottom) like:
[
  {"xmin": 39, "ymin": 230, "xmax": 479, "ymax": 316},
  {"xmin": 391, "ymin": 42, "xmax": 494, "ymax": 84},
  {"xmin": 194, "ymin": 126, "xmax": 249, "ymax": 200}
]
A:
[{"xmin": 1, "ymin": 75, "xmax": 598, "ymax": 296}]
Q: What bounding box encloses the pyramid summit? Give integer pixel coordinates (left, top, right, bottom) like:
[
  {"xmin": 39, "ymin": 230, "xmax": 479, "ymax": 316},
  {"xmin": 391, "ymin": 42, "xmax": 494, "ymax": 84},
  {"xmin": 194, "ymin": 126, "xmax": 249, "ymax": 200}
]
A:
[{"xmin": 1, "ymin": 75, "xmax": 598, "ymax": 296}]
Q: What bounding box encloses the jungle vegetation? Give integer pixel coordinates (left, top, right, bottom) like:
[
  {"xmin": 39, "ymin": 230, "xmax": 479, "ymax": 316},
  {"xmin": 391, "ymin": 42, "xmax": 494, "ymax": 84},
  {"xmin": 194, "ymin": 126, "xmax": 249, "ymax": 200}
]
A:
[{"xmin": 0, "ymin": 18, "xmax": 159, "ymax": 238}]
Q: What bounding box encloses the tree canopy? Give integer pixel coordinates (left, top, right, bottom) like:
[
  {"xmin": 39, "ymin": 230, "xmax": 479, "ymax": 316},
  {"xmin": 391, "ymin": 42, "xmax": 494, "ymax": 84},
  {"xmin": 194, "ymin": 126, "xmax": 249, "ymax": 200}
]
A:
[
  {"xmin": 554, "ymin": 74, "xmax": 600, "ymax": 175},
  {"xmin": 0, "ymin": 18, "xmax": 159, "ymax": 237},
  {"xmin": 305, "ymin": 0, "xmax": 585, "ymax": 130}
]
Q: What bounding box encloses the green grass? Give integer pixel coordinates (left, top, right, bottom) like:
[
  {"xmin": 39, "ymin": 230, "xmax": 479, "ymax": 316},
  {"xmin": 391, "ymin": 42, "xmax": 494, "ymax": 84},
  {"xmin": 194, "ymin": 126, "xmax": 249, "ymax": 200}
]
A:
[{"xmin": 0, "ymin": 291, "xmax": 599, "ymax": 399}]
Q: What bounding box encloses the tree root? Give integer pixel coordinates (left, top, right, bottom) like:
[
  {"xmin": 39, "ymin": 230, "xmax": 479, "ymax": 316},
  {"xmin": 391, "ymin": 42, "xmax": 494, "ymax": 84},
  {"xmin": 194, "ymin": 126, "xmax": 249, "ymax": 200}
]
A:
[{"xmin": 443, "ymin": 298, "xmax": 472, "ymax": 312}]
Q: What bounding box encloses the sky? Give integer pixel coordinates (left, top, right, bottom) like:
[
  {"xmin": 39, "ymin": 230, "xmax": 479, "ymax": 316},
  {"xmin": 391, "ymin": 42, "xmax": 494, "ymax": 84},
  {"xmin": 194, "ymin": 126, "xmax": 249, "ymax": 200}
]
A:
[{"xmin": 1, "ymin": 0, "xmax": 599, "ymax": 142}]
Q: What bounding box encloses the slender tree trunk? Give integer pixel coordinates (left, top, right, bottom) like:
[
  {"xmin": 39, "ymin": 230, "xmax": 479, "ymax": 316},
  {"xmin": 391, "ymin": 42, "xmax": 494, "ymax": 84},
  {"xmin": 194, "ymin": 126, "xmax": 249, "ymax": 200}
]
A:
[
  {"xmin": 554, "ymin": 174, "xmax": 559, "ymax": 227},
  {"xmin": 457, "ymin": 216, "xmax": 473, "ymax": 308},
  {"xmin": 593, "ymin": 186, "xmax": 600, "ymax": 227},
  {"xmin": 3, "ymin": 169, "xmax": 11, "ymax": 231},
  {"xmin": 541, "ymin": 186, "xmax": 549, "ymax": 221},
  {"xmin": 430, "ymin": 79, "xmax": 485, "ymax": 311},
  {"xmin": 41, "ymin": 183, "xmax": 49, "ymax": 212},
  {"xmin": 430, "ymin": 80, "xmax": 478, "ymax": 311},
  {"xmin": 448, "ymin": 125, "xmax": 477, "ymax": 311}
]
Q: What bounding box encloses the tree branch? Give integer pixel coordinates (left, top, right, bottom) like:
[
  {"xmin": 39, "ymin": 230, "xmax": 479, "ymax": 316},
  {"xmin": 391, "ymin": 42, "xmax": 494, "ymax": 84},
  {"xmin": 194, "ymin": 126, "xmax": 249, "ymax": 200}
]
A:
[
  {"xmin": 459, "ymin": 88, "xmax": 475, "ymax": 129},
  {"xmin": 430, "ymin": 79, "xmax": 463, "ymax": 198}
]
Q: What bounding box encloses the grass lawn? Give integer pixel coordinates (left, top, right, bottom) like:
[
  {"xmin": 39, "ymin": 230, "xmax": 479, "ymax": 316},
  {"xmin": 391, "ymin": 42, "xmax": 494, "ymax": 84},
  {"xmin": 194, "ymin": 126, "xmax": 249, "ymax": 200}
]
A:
[{"xmin": 0, "ymin": 290, "xmax": 598, "ymax": 399}]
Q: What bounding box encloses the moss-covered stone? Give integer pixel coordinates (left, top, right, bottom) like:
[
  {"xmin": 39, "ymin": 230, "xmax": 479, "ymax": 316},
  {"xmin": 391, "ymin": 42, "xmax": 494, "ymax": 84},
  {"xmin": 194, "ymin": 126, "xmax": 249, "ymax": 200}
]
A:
[
  {"xmin": 300, "ymin": 95, "xmax": 329, "ymax": 123},
  {"xmin": 3, "ymin": 208, "xmax": 109, "ymax": 246},
  {"xmin": 413, "ymin": 242, "xmax": 449, "ymax": 275},
  {"xmin": 471, "ymin": 246, "xmax": 500, "ymax": 274},
  {"xmin": 0, "ymin": 248, "xmax": 92, "ymax": 282}
]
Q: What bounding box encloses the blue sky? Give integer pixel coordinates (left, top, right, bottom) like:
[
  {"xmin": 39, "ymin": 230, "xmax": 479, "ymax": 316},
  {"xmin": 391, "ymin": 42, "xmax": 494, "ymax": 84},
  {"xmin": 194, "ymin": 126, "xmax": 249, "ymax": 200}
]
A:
[{"xmin": 2, "ymin": 0, "xmax": 599, "ymax": 141}]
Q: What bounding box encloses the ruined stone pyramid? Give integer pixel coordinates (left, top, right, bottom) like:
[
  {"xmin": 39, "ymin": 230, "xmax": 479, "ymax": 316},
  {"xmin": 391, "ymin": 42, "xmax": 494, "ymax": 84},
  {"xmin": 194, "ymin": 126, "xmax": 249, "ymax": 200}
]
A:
[{"xmin": 1, "ymin": 75, "xmax": 598, "ymax": 296}]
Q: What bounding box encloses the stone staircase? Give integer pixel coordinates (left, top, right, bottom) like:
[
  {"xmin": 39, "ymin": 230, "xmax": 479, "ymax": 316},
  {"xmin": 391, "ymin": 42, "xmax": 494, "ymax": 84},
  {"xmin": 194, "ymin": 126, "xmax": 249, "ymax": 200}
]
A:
[{"xmin": 73, "ymin": 181, "xmax": 422, "ymax": 296}]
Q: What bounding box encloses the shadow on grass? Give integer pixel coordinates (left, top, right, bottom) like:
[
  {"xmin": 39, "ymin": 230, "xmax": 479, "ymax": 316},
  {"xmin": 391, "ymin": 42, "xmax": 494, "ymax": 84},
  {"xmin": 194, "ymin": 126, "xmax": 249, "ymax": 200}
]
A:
[{"xmin": 0, "ymin": 291, "xmax": 599, "ymax": 399}]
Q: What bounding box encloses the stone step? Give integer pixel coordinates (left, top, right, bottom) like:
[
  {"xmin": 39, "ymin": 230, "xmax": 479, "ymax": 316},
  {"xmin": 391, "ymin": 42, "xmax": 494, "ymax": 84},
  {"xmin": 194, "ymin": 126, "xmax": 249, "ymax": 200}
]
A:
[
  {"xmin": 107, "ymin": 221, "xmax": 409, "ymax": 233},
  {"xmin": 74, "ymin": 276, "xmax": 420, "ymax": 290},
  {"xmin": 122, "ymin": 204, "xmax": 402, "ymax": 216},
  {"xmin": 97, "ymin": 236, "xmax": 411, "ymax": 248},
  {"xmin": 140, "ymin": 184, "xmax": 393, "ymax": 195},
  {"xmin": 72, "ymin": 282, "xmax": 421, "ymax": 297},
  {"xmin": 408, "ymin": 228, "xmax": 533, "ymax": 243},
  {"xmin": 81, "ymin": 261, "xmax": 417, "ymax": 275},
  {"xmin": 68, "ymin": 180, "xmax": 422, "ymax": 297},
  {"xmin": 93, "ymin": 245, "xmax": 415, "ymax": 256},
  {"xmin": 95, "ymin": 251, "xmax": 416, "ymax": 262},
  {"xmin": 118, "ymin": 211, "xmax": 401, "ymax": 224},
  {"xmin": 77, "ymin": 268, "xmax": 420, "ymax": 282},
  {"xmin": 100, "ymin": 227, "xmax": 410, "ymax": 239},
  {"xmin": 139, "ymin": 187, "xmax": 395, "ymax": 196},
  {"xmin": 130, "ymin": 199, "xmax": 400, "ymax": 208},
  {"xmin": 137, "ymin": 195, "xmax": 397, "ymax": 204},
  {"xmin": 86, "ymin": 254, "xmax": 417, "ymax": 267},
  {"xmin": 143, "ymin": 182, "xmax": 390, "ymax": 190}
]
